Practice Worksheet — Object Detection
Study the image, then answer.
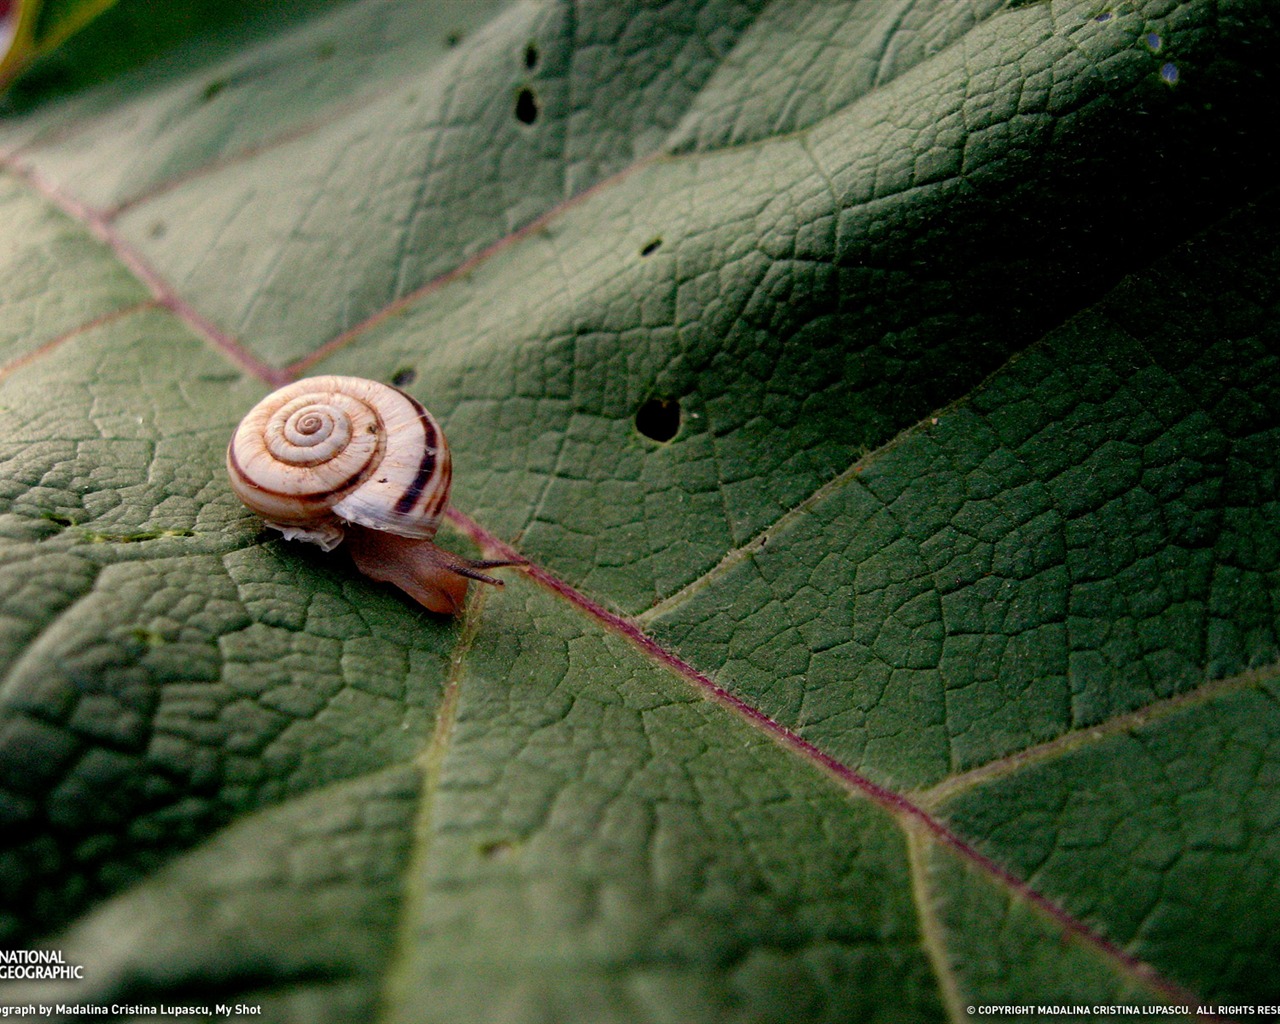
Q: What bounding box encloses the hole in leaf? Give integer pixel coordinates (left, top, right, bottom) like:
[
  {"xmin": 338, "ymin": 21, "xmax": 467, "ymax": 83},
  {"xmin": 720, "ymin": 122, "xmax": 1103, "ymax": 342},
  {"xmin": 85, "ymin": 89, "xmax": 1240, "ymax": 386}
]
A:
[
  {"xmin": 635, "ymin": 398, "xmax": 681, "ymax": 443},
  {"xmin": 640, "ymin": 237, "xmax": 662, "ymax": 257},
  {"xmin": 201, "ymin": 79, "xmax": 227, "ymax": 102},
  {"xmin": 480, "ymin": 840, "xmax": 516, "ymax": 861},
  {"xmin": 391, "ymin": 367, "xmax": 417, "ymax": 387},
  {"xmin": 524, "ymin": 42, "xmax": 539, "ymax": 70},
  {"xmin": 445, "ymin": 31, "xmax": 463, "ymax": 48},
  {"xmin": 515, "ymin": 87, "xmax": 539, "ymax": 125}
]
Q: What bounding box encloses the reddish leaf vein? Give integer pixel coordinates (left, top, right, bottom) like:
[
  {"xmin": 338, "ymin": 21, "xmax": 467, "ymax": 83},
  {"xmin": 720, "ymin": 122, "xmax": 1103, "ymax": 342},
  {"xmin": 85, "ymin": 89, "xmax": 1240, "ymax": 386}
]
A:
[
  {"xmin": 0, "ymin": 155, "xmax": 290, "ymax": 386},
  {"xmin": 284, "ymin": 154, "xmax": 662, "ymax": 380},
  {"xmin": 0, "ymin": 301, "xmax": 153, "ymax": 381},
  {"xmin": 0, "ymin": 132, "xmax": 1224, "ymax": 1020},
  {"xmin": 446, "ymin": 505, "xmax": 1224, "ymax": 1016}
]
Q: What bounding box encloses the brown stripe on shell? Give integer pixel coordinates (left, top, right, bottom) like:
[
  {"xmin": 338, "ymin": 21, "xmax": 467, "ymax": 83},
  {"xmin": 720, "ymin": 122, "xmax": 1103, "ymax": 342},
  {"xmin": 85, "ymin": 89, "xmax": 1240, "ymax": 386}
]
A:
[
  {"xmin": 227, "ymin": 434, "xmax": 380, "ymax": 506},
  {"xmin": 392, "ymin": 397, "xmax": 440, "ymax": 516}
]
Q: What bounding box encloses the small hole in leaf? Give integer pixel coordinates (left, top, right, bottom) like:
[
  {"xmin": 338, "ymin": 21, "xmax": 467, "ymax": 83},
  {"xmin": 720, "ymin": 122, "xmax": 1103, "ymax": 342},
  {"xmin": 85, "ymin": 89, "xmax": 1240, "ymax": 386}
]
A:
[
  {"xmin": 524, "ymin": 42, "xmax": 539, "ymax": 70},
  {"xmin": 391, "ymin": 367, "xmax": 417, "ymax": 387},
  {"xmin": 515, "ymin": 87, "xmax": 539, "ymax": 125},
  {"xmin": 1160, "ymin": 62, "xmax": 1179, "ymax": 84},
  {"xmin": 201, "ymin": 79, "xmax": 227, "ymax": 102},
  {"xmin": 445, "ymin": 31, "xmax": 463, "ymax": 48},
  {"xmin": 640, "ymin": 237, "xmax": 662, "ymax": 257},
  {"xmin": 480, "ymin": 840, "xmax": 516, "ymax": 861},
  {"xmin": 636, "ymin": 398, "xmax": 681, "ymax": 443}
]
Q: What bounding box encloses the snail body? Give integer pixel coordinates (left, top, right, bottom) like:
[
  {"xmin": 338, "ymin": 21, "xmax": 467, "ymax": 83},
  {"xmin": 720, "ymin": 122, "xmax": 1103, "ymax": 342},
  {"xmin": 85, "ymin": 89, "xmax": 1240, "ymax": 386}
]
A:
[{"xmin": 227, "ymin": 375, "xmax": 513, "ymax": 614}]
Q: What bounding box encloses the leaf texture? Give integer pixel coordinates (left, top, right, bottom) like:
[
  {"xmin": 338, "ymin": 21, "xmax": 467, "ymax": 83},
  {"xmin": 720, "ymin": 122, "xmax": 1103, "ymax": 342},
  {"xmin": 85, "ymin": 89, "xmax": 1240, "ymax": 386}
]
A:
[{"xmin": 1, "ymin": 0, "xmax": 1278, "ymax": 1020}]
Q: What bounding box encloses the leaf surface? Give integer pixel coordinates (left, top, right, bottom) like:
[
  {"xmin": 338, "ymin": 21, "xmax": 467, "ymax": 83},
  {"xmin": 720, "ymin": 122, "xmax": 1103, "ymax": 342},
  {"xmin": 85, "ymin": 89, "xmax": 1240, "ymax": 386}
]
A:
[{"xmin": 1, "ymin": 0, "xmax": 1278, "ymax": 1020}]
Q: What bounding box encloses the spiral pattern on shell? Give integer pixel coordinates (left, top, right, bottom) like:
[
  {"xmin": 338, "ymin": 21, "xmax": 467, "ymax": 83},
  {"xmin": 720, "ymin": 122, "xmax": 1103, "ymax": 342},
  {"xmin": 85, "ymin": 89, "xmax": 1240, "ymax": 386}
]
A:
[
  {"xmin": 227, "ymin": 375, "xmax": 452, "ymax": 542},
  {"xmin": 269, "ymin": 397, "xmax": 354, "ymax": 465}
]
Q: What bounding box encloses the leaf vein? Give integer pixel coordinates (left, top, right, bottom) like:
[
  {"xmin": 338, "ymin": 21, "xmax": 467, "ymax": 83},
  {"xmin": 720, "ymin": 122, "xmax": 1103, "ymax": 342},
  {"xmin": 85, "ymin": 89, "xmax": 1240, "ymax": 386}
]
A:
[
  {"xmin": 0, "ymin": 153, "xmax": 288, "ymax": 386},
  {"xmin": 443, "ymin": 505, "xmax": 1216, "ymax": 1010}
]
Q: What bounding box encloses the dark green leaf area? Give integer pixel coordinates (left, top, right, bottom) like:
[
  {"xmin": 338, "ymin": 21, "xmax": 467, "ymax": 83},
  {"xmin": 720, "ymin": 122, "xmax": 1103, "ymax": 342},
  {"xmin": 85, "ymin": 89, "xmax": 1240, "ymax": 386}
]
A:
[
  {"xmin": 323, "ymin": 0, "xmax": 1280, "ymax": 615},
  {"xmin": 650, "ymin": 195, "xmax": 1280, "ymax": 789},
  {"xmin": 391, "ymin": 579, "xmax": 944, "ymax": 1024},
  {"xmin": 939, "ymin": 676, "xmax": 1280, "ymax": 1004},
  {"xmin": 921, "ymin": 838, "xmax": 1156, "ymax": 1010},
  {"xmin": 4, "ymin": 0, "xmax": 351, "ymax": 114},
  {"xmin": 0, "ymin": 0, "xmax": 508, "ymax": 210},
  {"xmin": 0, "ymin": 317, "xmax": 457, "ymax": 943},
  {"xmin": 5, "ymin": 767, "xmax": 418, "ymax": 1022},
  {"xmin": 0, "ymin": 310, "xmax": 261, "ymax": 547},
  {"xmin": 0, "ymin": 540, "xmax": 452, "ymax": 944},
  {"xmin": 0, "ymin": 172, "xmax": 146, "ymax": 367},
  {"xmin": 33, "ymin": 0, "xmax": 771, "ymax": 364},
  {"xmin": 0, "ymin": 0, "xmax": 1276, "ymax": 1015},
  {"xmin": 668, "ymin": 0, "xmax": 1009, "ymax": 151},
  {"xmin": 678, "ymin": 0, "xmax": 1261, "ymax": 155}
]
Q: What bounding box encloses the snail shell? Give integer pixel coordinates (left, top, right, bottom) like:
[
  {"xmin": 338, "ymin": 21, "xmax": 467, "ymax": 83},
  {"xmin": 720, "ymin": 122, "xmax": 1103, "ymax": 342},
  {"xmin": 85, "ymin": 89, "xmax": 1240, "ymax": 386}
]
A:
[{"xmin": 227, "ymin": 375, "xmax": 511, "ymax": 614}]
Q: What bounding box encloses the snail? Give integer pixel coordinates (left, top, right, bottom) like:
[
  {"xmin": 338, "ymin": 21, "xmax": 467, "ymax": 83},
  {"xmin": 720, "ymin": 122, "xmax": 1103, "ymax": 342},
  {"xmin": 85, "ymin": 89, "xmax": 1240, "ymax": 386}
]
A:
[{"xmin": 227, "ymin": 375, "xmax": 516, "ymax": 614}]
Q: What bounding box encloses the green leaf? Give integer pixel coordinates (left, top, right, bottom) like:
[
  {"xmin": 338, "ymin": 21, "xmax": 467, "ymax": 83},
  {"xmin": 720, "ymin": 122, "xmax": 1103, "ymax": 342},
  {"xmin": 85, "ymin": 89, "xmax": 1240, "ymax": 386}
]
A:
[
  {"xmin": 0, "ymin": 0, "xmax": 350, "ymax": 103},
  {"xmin": 2, "ymin": 0, "xmax": 1278, "ymax": 1020}
]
